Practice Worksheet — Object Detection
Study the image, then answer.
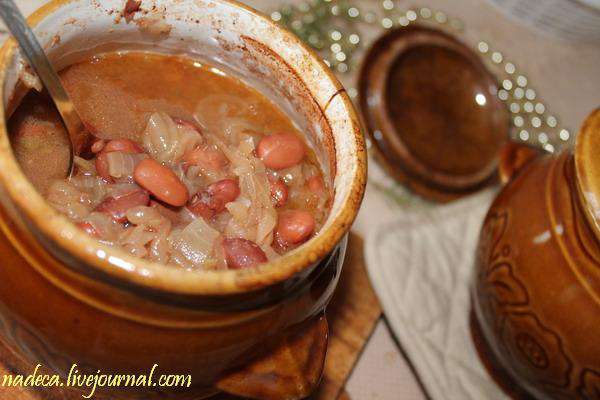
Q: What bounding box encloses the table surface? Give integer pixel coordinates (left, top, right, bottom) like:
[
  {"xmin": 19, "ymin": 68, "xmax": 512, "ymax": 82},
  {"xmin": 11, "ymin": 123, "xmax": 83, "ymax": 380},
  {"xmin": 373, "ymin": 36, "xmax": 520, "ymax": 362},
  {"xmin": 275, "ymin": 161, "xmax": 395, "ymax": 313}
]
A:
[{"xmin": 3, "ymin": 1, "xmax": 600, "ymax": 399}]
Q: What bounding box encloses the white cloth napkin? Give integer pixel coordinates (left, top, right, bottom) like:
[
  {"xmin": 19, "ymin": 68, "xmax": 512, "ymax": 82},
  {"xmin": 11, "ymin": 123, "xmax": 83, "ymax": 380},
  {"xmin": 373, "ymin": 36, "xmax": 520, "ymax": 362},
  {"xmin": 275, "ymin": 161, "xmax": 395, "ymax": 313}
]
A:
[{"xmin": 364, "ymin": 188, "xmax": 510, "ymax": 400}]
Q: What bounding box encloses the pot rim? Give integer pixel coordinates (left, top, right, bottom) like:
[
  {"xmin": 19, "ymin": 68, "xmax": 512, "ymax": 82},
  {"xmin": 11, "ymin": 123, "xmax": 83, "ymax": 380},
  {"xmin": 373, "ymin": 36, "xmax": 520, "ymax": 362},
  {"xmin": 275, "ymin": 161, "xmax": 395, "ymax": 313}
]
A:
[
  {"xmin": 575, "ymin": 108, "xmax": 600, "ymax": 242},
  {"xmin": 0, "ymin": 0, "xmax": 367, "ymax": 296}
]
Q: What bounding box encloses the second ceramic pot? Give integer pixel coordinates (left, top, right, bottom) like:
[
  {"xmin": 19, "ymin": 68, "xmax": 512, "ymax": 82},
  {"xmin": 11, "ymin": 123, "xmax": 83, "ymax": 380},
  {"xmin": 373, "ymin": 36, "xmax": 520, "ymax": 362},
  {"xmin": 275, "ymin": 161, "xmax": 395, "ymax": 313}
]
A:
[{"xmin": 471, "ymin": 110, "xmax": 600, "ymax": 399}]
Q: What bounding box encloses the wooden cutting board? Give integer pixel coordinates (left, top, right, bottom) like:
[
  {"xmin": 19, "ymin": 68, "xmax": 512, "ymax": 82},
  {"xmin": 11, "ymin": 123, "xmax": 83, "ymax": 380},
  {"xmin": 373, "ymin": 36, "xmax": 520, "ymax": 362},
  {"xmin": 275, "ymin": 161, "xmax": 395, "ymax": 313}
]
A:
[{"xmin": 0, "ymin": 232, "xmax": 382, "ymax": 399}]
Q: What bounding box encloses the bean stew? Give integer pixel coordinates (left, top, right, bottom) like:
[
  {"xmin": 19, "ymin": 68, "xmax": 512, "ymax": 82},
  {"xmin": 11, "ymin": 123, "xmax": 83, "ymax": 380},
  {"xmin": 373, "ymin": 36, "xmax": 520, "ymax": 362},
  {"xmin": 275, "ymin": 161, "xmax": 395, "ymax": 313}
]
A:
[{"xmin": 9, "ymin": 52, "xmax": 331, "ymax": 270}]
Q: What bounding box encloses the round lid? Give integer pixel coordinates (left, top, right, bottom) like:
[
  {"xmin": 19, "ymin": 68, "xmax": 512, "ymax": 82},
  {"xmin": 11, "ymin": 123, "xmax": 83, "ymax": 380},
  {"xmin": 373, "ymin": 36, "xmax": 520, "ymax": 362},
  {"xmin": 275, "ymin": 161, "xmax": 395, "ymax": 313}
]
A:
[
  {"xmin": 575, "ymin": 109, "xmax": 600, "ymax": 238},
  {"xmin": 359, "ymin": 26, "xmax": 509, "ymax": 202}
]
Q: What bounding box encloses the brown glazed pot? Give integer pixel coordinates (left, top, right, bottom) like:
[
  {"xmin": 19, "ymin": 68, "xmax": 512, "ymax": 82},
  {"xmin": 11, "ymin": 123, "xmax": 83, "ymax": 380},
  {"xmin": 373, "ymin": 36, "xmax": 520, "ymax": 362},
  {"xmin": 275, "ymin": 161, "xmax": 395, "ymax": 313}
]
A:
[
  {"xmin": 0, "ymin": 1, "xmax": 366, "ymax": 399},
  {"xmin": 472, "ymin": 109, "xmax": 600, "ymax": 399}
]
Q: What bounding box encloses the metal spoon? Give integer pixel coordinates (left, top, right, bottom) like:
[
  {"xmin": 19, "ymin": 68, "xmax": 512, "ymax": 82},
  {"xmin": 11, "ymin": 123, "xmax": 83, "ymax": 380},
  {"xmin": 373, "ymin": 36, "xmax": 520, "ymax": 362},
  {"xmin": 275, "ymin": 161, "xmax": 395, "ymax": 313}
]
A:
[{"xmin": 0, "ymin": 0, "xmax": 88, "ymax": 177}]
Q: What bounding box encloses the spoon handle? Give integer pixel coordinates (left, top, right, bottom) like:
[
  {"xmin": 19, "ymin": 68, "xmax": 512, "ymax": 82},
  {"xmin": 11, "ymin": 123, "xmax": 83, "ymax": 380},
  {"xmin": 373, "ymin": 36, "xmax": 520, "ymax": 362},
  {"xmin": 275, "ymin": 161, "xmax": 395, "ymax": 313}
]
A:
[{"xmin": 0, "ymin": 0, "xmax": 84, "ymax": 151}]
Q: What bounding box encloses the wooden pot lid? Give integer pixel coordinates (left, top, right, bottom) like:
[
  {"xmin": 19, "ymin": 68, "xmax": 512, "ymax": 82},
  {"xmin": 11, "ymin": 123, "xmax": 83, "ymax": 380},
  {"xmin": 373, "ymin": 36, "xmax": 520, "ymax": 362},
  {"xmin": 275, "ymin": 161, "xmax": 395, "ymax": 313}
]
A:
[{"xmin": 359, "ymin": 25, "xmax": 509, "ymax": 202}]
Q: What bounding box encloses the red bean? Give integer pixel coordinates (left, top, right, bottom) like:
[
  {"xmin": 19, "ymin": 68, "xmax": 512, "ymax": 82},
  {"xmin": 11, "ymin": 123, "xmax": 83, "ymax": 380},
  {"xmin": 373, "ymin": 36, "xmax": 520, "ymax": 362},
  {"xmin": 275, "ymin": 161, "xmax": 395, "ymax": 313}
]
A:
[
  {"xmin": 183, "ymin": 146, "xmax": 228, "ymax": 170},
  {"xmin": 103, "ymin": 139, "xmax": 144, "ymax": 154},
  {"xmin": 275, "ymin": 210, "xmax": 315, "ymax": 245},
  {"xmin": 257, "ymin": 132, "xmax": 306, "ymax": 170},
  {"xmin": 187, "ymin": 179, "xmax": 240, "ymax": 219},
  {"xmin": 268, "ymin": 177, "xmax": 288, "ymax": 208},
  {"xmin": 95, "ymin": 190, "xmax": 150, "ymax": 223},
  {"xmin": 134, "ymin": 159, "xmax": 189, "ymax": 207},
  {"xmin": 76, "ymin": 221, "xmax": 101, "ymax": 238},
  {"xmin": 222, "ymin": 238, "xmax": 268, "ymax": 269},
  {"xmin": 208, "ymin": 179, "xmax": 240, "ymax": 204}
]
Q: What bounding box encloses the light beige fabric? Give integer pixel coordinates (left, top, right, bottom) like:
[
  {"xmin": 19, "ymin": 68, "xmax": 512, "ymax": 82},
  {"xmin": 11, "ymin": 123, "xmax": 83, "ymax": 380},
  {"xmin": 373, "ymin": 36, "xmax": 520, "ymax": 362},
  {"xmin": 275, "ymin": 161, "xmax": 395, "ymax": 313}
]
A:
[{"xmin": 364, "ymin": 190, "xmax": 507, "ymax": 400}]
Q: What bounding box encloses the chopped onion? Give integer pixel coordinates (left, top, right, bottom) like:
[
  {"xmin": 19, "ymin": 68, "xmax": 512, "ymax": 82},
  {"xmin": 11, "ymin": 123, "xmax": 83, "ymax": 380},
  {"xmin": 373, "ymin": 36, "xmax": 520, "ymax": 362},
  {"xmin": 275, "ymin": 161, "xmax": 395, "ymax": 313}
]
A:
[
  {"xmin": 125, "ymin": 206, "xmax": 164, "ymax": 226},
  {"xmin": 82, "ymin": 211, "xmax": 124, "ymax": 243},
  {"xmin": 106, "ymin": 152, "xmax": 146, "ymax": 178},
  {"xmin": 193, "ymin": 94, "xmax": 249, "ymax": 136},
  {"xmin": 237, "ymin": 134, "xmax": 256, "ymax": 156},
  {"xmin": 226, "ymin": 197, "xmax": 251, "ymax": 221},
  {"xmin": 47, "ymin": 180, "xmax": 92, "ymax": 220},
  {"xmin": 148, "ymin": 235, "xmax": 170, "ymax": 264},
  {"xmin": 278, "ymin": 164, "xmax": 304, "ymax": 187},
  {"xmin": 121, "ymin": 225, "xmax": 157, "ymax": 247},
  {"xmin": 124, "ymin": 243, "xmax": 148, "ymax": 258},
  {"xmin": 221, "ymin": 118, "xmax": 258, "ymax": 144},
  {"xmin": 74, "ymin": 156, "xmax": 96, "ymax": 175},
  {"xmin": 143, "ymin": 112, "xmax": 203, "ymax": 165},
  {"xmin": 168, "ymin": 217, "xmax": 221, "ymax": 268},
  {"xmin": 171, "ymin": 163, "xmax": 206, "ymax": 196},
  {"xmin": 106, "ymin": 183, "xmax": 143, "ymax": 199}
]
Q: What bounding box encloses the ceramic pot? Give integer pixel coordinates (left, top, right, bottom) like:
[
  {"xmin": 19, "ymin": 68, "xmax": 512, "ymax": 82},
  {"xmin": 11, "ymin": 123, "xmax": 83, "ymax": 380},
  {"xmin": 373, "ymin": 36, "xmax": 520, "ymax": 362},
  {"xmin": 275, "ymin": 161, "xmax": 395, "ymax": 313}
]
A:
[
  {"xmin": 471, "ymin": 109, "xmax": 600, "ymax": 399},
  {"xmin": 0, "ymin": 1, "xmax": 367, "ymax": 399}
]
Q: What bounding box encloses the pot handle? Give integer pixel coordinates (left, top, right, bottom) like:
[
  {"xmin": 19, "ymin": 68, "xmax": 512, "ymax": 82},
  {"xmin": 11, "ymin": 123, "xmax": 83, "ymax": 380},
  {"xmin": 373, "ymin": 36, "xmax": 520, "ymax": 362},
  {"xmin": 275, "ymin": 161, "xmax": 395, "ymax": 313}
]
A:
[
  {"xmin": 498, "ymin": 141, "xmax": 544, "ymax": 184},
  {"xmin": 216, "ymin": 313, "xmax": 328, "ymax": 400}
]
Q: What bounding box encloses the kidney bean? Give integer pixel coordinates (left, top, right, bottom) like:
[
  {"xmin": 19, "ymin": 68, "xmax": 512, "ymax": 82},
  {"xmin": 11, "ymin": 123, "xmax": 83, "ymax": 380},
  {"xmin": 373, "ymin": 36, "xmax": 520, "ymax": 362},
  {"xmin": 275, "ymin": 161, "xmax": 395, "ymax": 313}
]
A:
[
  {"xmin": 103, "ymin": 139, "xmax": 144, "ymax": 154},
  {"xmin": 134, "ymin": 159, "xmax": 189, "ymax": 206},
  {"xmin": 183, "ymin": 146, "xmax": 228, "ymax": 170},
  {"xmin": 306, "ymin": 175, "xmax": 325, "ymax": 193},
  {"xmin": 187, "ymin": 179, "xmax": 240, "ymax": 219},
  {"xmin": 208, "ymin": 179, "xmax": 240, "ymax": 204},
  {"xmin": 257, "ymin": 132, "xmax": 306, "ymax": 170},
  {"xmin": 95, "ymin": 189, "xmax": 150, "ymax": 223},
  {"xmin": 222, "ymin": 238, "xmax": 268, "ymax": 269},
  {"xmin": 76, "ymin": 221, "xmax": 101, "ymax": 238},
  {"xmin": 268, "ymin": 177, "xmax": 288, "ymax": 208},
  {"xmin": 275, "ymin": 210, "xmax": 315, "ymax": 245}
]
